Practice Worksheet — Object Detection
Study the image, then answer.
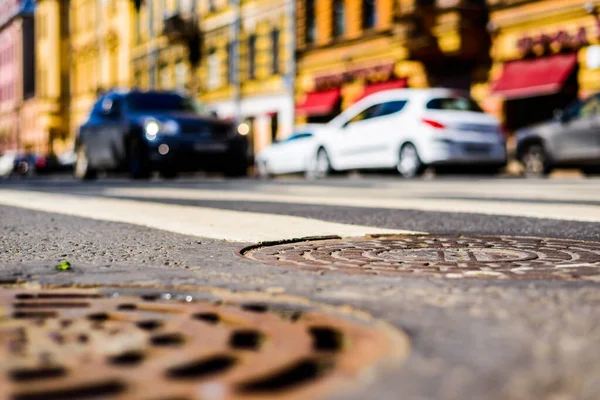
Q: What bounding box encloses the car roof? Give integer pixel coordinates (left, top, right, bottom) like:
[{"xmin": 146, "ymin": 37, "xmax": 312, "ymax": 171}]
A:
[
  {"xmin": 362, "ymin": 88, "xmax": 467, "ymax": 102},
  {"xmin": 104, "ymin": 88, "xmax": 187, "ymax": 98}
]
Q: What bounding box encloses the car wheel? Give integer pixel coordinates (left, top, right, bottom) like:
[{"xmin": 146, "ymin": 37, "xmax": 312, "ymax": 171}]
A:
[
  {"xmin": 473, "ymin": 165, "xmax": 504, "ymax": 176},
  {"xmin": 308, "ymin": 148, "xmax": 331, "ymax": 179},
  {"xmin": 159, "ymin": 168, "xmax": 178, "ymax": 179},
  {"xmin": 397, "ymin": 143, "xmax": 423, "ymax": 178},
  {"xmin": 521, "ymin": 144, "xmax": 550, "ymax": 178},
  {"xmin": 257, "ymin": 160, "xmax": 271, "ymax": 179},
  {"xmin": 128, "ymin": 138, "xmax": 151, "ymax": 180},
  {"xmin": 74, "ymin": 146, "xmax": 97, "ymax": 180},
  {"xmin": 582, "ymin": 166, "xmax": 600, "ymax": 177}
]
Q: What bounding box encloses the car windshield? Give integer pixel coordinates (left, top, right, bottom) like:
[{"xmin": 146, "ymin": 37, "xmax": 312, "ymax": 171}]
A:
[
  {"xmin": 126, "ymin": 93, "xmax": 204, "ymax": 113},
  {"xmin": 426, "ymin": 97, "xmax": 484, "ymax": 113}
]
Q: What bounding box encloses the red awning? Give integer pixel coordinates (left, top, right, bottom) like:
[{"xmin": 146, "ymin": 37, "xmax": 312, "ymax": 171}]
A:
[
  {"xmin": 490, "ymin": 53, "xmax": 578, "ymax": 99},
  {"xmin": 295, "ymin": 89, "xmax": 341, "ymax": 116},
  {"xmin": 358, "ymin": 79, "xmax": 408, "ymax": 101}
]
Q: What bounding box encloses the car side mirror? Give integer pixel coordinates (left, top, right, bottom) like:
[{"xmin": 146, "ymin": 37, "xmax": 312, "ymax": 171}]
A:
[{"xmin": 553, "ymin": 109, "xmax": 568, "ymax": 123}]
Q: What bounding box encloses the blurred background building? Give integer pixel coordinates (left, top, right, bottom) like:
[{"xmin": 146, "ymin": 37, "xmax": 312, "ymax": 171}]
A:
[
  {"xmin": 199, "ymin": 0, "xmax": 295, "ymax": 158},
  {"xmin": 0, "ymin": 0, "xmax": 34, "ymax": 152},
  {"xmin": 69, "ymin": 0, "xmax": 134, "ymax": 141},
  {"xmin": 478, "ymin": 0, "xmax": 600, "ymax": 131},
  {"xmin": 27, "ymin": 0, "xmax": 69, "ymax": 155},
  {"xmin": 4, "ymin": 0, "xmax": 600, "ymax": 157}
]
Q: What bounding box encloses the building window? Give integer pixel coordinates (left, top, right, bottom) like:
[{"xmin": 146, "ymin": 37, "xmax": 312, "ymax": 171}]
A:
[
  {"xmin": 160, "ymin": 64, "xmax": 171, "ymax": 89},
  {"xmin": 305, "ymin": 0, "xmax": 316, "ymax": 44},
  {"xmin": 227, "ymin": 41, "xmax": 235, "ymax": 84},
  {"xmin": 271, "ymin": 29, "xmax": 280, "ymax": 75},
  {"xmin": 149, "ymin": 64, "xmax": 156, "ymax": 89},
  {"xmin": 270, "ymin": 112, "xmax": 278, "ymax": 142},
  {"xmin": 332, "ymin": 0, "xmax": 345, "ymax": 38},
  {"xmin": 248, "ymin": 34, "xmax": 256, "ymax": 80},
  {"xmin": 362, "ymin": 0, "xmax": 376, "ymax": 30},
  {"xmin": 148, "ymin": 0, "xmax": 154, "ymax": 35},
  {"xmin": 207, "ymin": 49, "xmax": 221, "ymax": 90},
  {"xmin": 135, "ymin": 11, "xmax": 140, "ymax": 43},
  {"xmin": 175, "ymin": 60, "xmax": 187, "ymax": 92}
]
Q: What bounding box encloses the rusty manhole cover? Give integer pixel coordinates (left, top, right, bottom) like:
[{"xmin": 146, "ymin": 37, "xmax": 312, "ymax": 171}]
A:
[
  {"xmin": 0, "ymin": 286, "xmax": 408, "ymax": 400},
  {"xmin": 241, "ymin": 235, "xmax": 600, "ymax": 280}
]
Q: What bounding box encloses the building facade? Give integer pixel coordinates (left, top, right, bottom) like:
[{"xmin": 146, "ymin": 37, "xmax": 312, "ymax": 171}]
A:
[
  {"xmin": 28, "ymin": 0, "xmax": 70, "ymax": 154},
  {"xmin": 0, "ymin": 0, "xmax": 35, "ymax": 153},
  {"xmin": 476, "ymin": 0, "xmax": 600, "ymax": 132},
  {"xmin": 199, "ymin": 0, "xmax": 295, "ymax": 157},
  {"xmin": 294, "ymin": 0, "xmax": 491, "ymax": 124},
  {"xmin": 131, "ymin": 0, "xmax": 193, "ymax": 93},
  {"xmin": 69, "ymin": 0, "xmax": 135, "ymax": 139}
]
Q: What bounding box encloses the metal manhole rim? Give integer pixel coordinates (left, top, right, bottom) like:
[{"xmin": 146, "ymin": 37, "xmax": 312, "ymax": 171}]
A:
[{"xmin": 239, "ymin": 233, "xmax": 600, "ymax": 281}]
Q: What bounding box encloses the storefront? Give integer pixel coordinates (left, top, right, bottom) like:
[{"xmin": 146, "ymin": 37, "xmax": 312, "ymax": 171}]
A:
[
  {"xmin": 295, "ymin": 62, "xmax": 411, "ymax": 123},
  {"xmin": 476, "ymin": 0, "xmax": 600, "ymax": 132}
]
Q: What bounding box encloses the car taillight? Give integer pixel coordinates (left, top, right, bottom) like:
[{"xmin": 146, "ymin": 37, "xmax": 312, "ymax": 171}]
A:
[
  {"xmin": 422, "ymin": 118, "xmax": 446, "ymax": 129},
  {"xmin": 35, "ymin": 156, "xmax": 47, "ymax": 168}
]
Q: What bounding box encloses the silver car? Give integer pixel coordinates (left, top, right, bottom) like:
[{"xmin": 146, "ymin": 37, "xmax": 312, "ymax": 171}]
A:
[{"xmin": 515, "ymin": 94, "xmax": 600, "ymax": 177}]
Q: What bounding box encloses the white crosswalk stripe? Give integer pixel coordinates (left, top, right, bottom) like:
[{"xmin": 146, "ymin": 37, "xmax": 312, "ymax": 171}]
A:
[
  {"xmin": 0, "ymin": 178, "xmax": 598, "ymax": 241},
  {"xmin": 103, "ymin": 182, "xmax": 600, "ymax": 223},
  {"xmin": 0, "ymin": 189, "xmax": 415, "ymax": 242}
]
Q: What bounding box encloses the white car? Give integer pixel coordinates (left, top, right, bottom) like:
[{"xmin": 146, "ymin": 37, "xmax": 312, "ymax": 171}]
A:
[
  {"xmin": 255, "ymin": 124, "xmax": 324, "ymax": 177},
  {"xmin": 0, "ymin": 151, "xmax": 17, "ymax": 178},
  {"xmin": 306, "ymin": 88, "xmax": 507, "ymax": 178}
]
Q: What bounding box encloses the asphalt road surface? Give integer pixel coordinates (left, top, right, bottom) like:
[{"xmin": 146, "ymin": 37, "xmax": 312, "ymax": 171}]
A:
[{"xmin": 1, "ymin": 175, "xmax": 599, "ymax": 400}]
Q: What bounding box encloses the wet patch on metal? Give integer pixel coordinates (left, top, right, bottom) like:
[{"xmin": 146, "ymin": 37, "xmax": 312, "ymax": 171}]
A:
[
  {"xmin": 0, "ymin": 286, "xmax": 408, "ymax": 400},
  {"xmin": 241, "ymin": 234, "xmax": 600, "ymax": 280}
]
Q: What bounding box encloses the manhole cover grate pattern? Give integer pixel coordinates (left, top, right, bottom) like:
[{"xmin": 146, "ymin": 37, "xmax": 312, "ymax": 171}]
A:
[
  {"xmin": 242, "ymin": 235, "xmax": 600, "ymax": 280},
  {"xmin": 0, "ymin": 287, "xmax": 407, "ymax": 400}
]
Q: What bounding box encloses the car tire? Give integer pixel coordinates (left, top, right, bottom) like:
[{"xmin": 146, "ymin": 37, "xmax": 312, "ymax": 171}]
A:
[
  {"xmin": 582, "ymin": 166, "xmax": 600, "ymax": 177},
  {"xmin": 159, "ymin": 168, "xmax": 178, "ymax": 179},
  {"xmin": 473, "ymin": 165, "xmax": 504, "ymax": 176},
  {"xmin": 397, "ymin": 143, "xmax": 423, "ymax": 178},
  {"xmin": 307, "ymin": 148, "xmax": 331, "ymax": 180},
  {"xmin": 520, "ymin": 144, "xmax": 550, "ymax": 178},
  {"xmin": 74, "ymin": 146, "xmax": 97, "ymax": 180},
  {"xmin": 128, "ymin": 138, "xmax": 151, "ymax": 180}
]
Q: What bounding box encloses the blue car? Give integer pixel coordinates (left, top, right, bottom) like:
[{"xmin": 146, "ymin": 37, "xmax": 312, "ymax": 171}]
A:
[{"xmin": 74, "ymin": 90, "xmax": 248, "ymax": 179}]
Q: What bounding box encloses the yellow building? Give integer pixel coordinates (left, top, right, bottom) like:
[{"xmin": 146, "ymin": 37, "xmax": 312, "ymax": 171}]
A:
[
  {"xmin": 475, "ymin": 0, "xmax": 600, "ymax": 131},
  {"xmin": 199, "ymin": 0, "xmax": 295, "ymax": 156},
  {"xmin": 295, "ymin": 0, "xmax": 492, "ymax": 123},
  {"xmin": 69, "ymin": 0, "xmax": 135, "ymax": 139},
  {"xmin": 295, "ymin": 0, "xmax": 413, "ymax": 123},
  {"xmin": 28, "ymin": 0, "xmax": 70, "ymax": 154},
  {"xmin": 131, "ymin": 0, "xmax": 191, "ymax": 93}
]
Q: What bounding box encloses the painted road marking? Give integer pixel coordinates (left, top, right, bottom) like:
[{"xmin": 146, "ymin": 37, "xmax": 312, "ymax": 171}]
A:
[
  {"xmin": 0, "ymin": 189, "xmax": 416, "ymax": 242},
  {"xmin": 104, "ymin": 187, "xmax": 600, "ymax": 223}
]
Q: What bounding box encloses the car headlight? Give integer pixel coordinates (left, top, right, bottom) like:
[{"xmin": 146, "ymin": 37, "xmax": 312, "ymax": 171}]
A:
[
  {"xmin": 144, "ymin": 119, "xmax": 179, "ymax": 141},
  {"xmin": 237, "ymin": 122, "xmax": 250, "ymax": 136}
]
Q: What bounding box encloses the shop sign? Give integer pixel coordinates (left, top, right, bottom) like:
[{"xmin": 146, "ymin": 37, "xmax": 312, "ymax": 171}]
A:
[
  {"xmin": 517, "ymin": 27, "xmax": 591, "ymax": 55},
  {"xmin": 315, "ymin": 63, "xmax": 395, "ymax": 90}
]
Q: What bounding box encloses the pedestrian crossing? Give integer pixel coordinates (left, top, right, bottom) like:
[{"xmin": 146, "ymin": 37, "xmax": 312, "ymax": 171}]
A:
[
  {"xmin": 0, "ymin": 189, "xmax": 411, "ymax": 242},
  {"xmin": 0, "ymin": 178, "xmax": 598, "ymax": 242}
]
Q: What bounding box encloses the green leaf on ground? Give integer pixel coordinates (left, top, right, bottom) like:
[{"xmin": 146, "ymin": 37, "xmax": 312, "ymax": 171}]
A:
[{"xmin": 56, "ymin": 261, "xmax": 72, "ymax": 271}]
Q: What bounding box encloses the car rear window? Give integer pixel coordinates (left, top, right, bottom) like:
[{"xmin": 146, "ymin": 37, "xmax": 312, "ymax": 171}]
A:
[{"xmin": 426, "ymin": 97, "xmax": 483, "ymax": 113}]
